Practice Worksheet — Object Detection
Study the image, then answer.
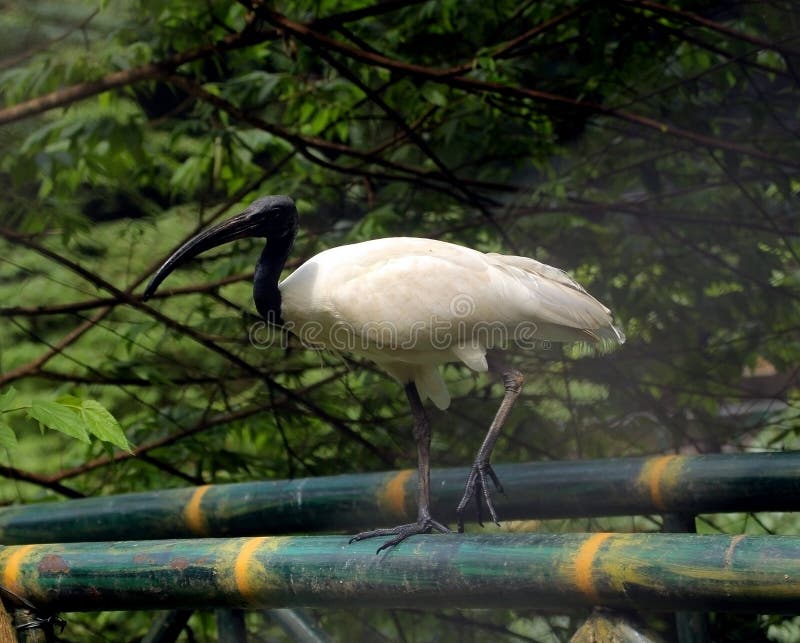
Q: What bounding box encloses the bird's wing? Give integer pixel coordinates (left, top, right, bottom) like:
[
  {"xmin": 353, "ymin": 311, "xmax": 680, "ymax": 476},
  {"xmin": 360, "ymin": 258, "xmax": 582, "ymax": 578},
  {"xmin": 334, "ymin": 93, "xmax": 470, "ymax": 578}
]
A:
[
  {"xmin": 486, "ymin": 254, "xmax": 593, "ymax": 299},
  {"xmin": 321, "ymin": 238, "xmax": 622, "ymax": 348},
  {"xmin": 485, "ymin": 253, "xmax": 625, "ymax": 344}
]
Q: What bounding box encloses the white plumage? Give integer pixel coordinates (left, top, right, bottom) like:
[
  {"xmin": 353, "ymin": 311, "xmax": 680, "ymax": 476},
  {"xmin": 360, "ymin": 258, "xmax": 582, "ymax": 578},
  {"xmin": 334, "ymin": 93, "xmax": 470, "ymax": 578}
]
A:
[{"xmin": 280, "ymin": 237, "xmax": 624, "ymax": 410}]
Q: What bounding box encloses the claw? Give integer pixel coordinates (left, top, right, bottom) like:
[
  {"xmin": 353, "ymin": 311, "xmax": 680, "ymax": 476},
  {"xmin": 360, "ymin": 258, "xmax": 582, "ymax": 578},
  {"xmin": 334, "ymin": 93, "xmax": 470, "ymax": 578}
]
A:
[
  {"xmin": 486, "ymin": 466, "xmax": 504, "ymax": 494},
  {"xmin": 350, "ymin": 517, "xmax": 451, "ymax": 553},
  {"xmin": 456, "ymin": 461, "xmax": 505, "ymax": 532}
]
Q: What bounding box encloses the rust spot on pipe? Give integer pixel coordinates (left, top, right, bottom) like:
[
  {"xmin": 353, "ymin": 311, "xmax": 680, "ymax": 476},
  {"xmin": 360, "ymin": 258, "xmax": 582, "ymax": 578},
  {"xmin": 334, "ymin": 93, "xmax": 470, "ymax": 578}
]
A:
[
  {"xmin": 184, "ymin": 485, "xmax": 212, "ymax": 536},
  {"xmin": 2, "ymin": 545, "xmax": 35, "ymax": 594},
  {"xmin": 171, "ymin": 557, "xmax": 190, "ymax": 571},
  {"xmin": 574, "ymin": 533, "xmax": 612, "ymax": 603},
  {"xmin": 37, "ymin": 555, "xmax": 69, "ymax": 575},
  {"xmin": 377, "ymin": 470, "xmax": 413, "ymax": 519},
  {"xmin": 133, "ymin": 553, "xmax": 156, "ymax": 564}
]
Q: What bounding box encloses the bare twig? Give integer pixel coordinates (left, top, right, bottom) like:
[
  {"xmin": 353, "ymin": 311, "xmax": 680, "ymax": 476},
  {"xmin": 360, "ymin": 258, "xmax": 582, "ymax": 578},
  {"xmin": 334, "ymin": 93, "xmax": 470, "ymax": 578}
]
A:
[{"xmin": 0, "ymin": 9, "xmax": 100, "ymax": 71}]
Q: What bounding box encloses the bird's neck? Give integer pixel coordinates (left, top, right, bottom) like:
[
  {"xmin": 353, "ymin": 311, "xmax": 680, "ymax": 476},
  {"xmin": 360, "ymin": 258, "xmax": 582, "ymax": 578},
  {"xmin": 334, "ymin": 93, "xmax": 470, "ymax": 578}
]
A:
[{"xmin": 253, "ymin": 233, "xmax": 295, "ymax": 325}]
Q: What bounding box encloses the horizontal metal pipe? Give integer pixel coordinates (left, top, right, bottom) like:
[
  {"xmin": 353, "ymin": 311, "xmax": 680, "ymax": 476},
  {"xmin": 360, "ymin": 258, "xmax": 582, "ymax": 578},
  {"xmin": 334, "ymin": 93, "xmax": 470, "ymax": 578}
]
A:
[
  {"xmin": 266, "ymin": 608, "xmax": 332, "ymax": 643},
  {"xmin": 1, "ymin": 534, "xmax": 798, "ymax": 612},
  {"xmin": 1, "ymin": 452, "xmax": 798, "ymax": 544}
]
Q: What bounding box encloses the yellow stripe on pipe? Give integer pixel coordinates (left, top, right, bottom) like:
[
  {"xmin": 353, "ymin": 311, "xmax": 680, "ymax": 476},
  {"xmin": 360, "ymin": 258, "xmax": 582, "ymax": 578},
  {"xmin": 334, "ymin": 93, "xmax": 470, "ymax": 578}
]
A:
[
  {"xmin": 574, "ymin": 533, "xmax": 612, "ymax": 603},
  {"xmin": 2, "ymin": 544, "xmax": 36, "ymax": 595},
  {"xmin": 639, "ymin": 454, "xmax": 681, "ymax": 512},
  {"xmin": 184, "ymin": 485, "xmax": 212, "ymax": 536},
  {"xmin": 378, "ymin": 470, "xmax": 414, "ymax": 520},
  {"xmin": 234, "ymin": 536, "xmax": 268, "ymax": 603},
  {"xmin": 234, "ymin": 536, "xmax": 289, "ymax": 605}
]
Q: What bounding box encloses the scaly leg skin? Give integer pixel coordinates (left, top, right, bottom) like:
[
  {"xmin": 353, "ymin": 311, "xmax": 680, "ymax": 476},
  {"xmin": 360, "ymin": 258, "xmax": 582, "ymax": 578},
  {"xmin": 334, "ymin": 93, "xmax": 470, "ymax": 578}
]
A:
[
  {"xmin": 456, "ymin": 367, "xmax": 524, "ymax": 533},
  {"xmin": 349, "ymin": 382, "xmax": 451, "ymax": 553}
]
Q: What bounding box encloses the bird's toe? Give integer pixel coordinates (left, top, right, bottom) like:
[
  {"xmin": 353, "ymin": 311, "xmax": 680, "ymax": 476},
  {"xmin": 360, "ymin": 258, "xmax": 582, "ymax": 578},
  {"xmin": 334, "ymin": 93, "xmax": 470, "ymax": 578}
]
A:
[
  {"xmin": 349, "ymin": 518, "xmax": 451, "ymax": 553},
  {"xmin": 456, "ymin": 461, "xmax": 505, "ymax": 532}
]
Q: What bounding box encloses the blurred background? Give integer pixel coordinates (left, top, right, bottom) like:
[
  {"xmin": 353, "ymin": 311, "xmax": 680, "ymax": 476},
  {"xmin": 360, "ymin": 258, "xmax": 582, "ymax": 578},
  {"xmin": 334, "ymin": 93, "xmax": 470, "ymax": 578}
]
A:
[{"xmin": 1, "ymin": 1, "xmax": 799, "ymax": 640}]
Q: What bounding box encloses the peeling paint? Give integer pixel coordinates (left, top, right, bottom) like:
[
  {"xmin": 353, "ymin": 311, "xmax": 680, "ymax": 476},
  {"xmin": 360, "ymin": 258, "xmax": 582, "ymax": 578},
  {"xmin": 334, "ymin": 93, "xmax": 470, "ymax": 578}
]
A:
[
  {"xmin": 133, "ymin": 553, "xmax": 156, "ymax": 564},
  {"xmin": 37, "ymin": 554, "xmax": 70, "ymax": 575},
  {"xmin": 170, "ymin": 557, "xmax": 190, "ymax": 571},
  {"xmin": 723, "ymin": 534, "xmax": 746, "ymax": 569}
]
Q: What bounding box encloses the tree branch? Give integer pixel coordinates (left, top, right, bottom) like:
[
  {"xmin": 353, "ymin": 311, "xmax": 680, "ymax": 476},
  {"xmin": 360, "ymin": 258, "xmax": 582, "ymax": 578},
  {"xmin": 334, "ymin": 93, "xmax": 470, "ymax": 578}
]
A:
[
  {"xmin": 46, "ymin": 367, "xmax": 381, "ymax": 483},
  {"xmin": 0, "ymin": 272, "xmax": 251, "ymax": 318},
  {"xmin": 0, "ymin": 465, "xmax": 83, "ymax": 499},
  {"xmin": 263, "ymin": 10, "xmax": 800, "ymax": 168},
  {"xmin": 621, "ymin": 0, "xmax": 800, "ymax": 59},
  {"xmin": 0, "ymin": 180, "xmax": 270, "ymax": 388},
  {"xmin": 0, "ymin": 26, "xmax": 270, "ymax": 126},
  {"xmin": 164, "ymin": 73, "xmax": 507, "ymax": 204}
]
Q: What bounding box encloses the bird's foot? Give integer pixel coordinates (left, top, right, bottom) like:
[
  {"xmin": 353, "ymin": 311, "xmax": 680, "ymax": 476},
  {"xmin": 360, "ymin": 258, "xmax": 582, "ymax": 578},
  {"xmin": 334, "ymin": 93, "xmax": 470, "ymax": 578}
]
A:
[
  {"xmin": 456, "ymin": 461, "xmax": 505, "ymax": 533},
  {"xmin": 349, "ymin": 517, "xmax": 451, "ymax": 554}
]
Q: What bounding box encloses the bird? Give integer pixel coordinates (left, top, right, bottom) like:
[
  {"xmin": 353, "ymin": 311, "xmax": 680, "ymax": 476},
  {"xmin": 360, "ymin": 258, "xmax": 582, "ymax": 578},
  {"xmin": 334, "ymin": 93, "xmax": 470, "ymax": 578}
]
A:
[{"xmin": 143, "ymin": 195, "xmax": 624, "ymax": 551}]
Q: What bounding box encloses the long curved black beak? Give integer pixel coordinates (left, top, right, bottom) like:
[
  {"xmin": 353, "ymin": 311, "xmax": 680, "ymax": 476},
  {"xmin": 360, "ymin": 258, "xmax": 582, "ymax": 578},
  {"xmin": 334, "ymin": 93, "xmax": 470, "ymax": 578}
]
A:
[{"xmin": 143, "ymin": 210, "xmax": 261, "ymax": 300}]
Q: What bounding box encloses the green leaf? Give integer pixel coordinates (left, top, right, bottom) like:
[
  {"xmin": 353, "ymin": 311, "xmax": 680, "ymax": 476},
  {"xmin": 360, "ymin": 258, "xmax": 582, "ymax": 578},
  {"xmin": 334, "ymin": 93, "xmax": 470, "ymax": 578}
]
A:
[
  {"xmin": 421, "ymin": 84, "xmax": 448, "ymax": 107},
  {"xmin": 0, "ymin": 420, "xmax": 17, "ymax": 450},
  {"xmin": 80, "ymin": 400, "xmax": 131, "ymax": 452},
  {"xmin": 28, "ymin": 400, "xmax": 90, "ymax": 443},
  {"xmin": 0, "ymin": 387, "xmax": 17, "ymax": 412}
]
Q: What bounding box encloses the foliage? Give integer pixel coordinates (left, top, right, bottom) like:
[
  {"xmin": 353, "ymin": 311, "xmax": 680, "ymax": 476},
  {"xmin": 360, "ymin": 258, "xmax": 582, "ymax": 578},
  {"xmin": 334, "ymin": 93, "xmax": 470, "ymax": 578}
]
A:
[
  {"xmin": 0, "ymin": 386, "xmax": 130, "ymax": 450},
  {"xmin": 1, "ymin": 0, "xmax": 799, "ymax": 639}
]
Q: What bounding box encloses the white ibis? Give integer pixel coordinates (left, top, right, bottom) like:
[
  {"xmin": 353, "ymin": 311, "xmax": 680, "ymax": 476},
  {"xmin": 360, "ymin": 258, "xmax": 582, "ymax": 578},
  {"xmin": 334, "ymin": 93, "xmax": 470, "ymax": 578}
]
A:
[{"xmin": 143, "ymin": 195, "xmax": 624, "ymax": 551}]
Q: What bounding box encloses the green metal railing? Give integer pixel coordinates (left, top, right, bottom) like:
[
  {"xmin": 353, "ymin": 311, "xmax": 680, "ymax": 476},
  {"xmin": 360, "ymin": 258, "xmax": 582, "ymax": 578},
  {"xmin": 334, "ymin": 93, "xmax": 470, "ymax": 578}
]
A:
[
  {"xmin": 0, "ymin": 533, "xmax": 798, "ymax": 612},
  {"xmin": 0, "ymin": 449, "xmax": 797, "ymax": 643},
  {"xmin": 1, "ymin": 452, "xmax": 798, "ymax": 543}
]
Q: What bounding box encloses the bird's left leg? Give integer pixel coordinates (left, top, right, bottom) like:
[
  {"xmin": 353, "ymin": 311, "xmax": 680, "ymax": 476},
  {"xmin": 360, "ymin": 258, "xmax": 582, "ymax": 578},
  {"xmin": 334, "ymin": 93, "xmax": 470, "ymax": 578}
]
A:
[
  {"xmin": 349, "ymin": 382, "xmax": 450, "ymax": 553},
  {"xmin": 456, "ymin": 363, "xmax": 524, "ymax": 532}
]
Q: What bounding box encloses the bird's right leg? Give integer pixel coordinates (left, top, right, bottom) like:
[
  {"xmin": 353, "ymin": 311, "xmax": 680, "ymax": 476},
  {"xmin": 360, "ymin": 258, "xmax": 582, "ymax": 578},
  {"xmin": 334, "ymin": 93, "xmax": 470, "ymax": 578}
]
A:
[
  {"xmin": 349, "ymin": 382, "xmax": 450, "ymax": 553},
  {"xmin": 456, "ymin": 365, "xmax": 524, "ymax": 532}
]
